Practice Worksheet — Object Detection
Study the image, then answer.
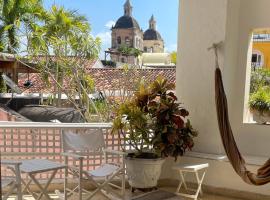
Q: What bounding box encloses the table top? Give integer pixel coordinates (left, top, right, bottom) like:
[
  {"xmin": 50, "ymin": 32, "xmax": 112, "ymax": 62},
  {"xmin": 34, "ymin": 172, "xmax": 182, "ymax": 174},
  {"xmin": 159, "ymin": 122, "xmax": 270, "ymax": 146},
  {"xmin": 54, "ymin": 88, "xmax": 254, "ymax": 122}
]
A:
[
  {"xmin": 20, "ymin": 159, "xmax": 66, "ymax": 173},
  {"xmin": 172, "ymin": 163, "xmax": 209, "ymax": 171}
]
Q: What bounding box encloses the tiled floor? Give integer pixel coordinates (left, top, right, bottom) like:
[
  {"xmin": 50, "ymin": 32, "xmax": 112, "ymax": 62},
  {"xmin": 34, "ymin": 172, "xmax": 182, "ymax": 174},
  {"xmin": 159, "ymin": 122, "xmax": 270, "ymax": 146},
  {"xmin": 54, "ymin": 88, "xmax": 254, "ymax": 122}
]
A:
[{"xmin": 7, "ymin": 187, "xmax": 248, "ymax": 200}]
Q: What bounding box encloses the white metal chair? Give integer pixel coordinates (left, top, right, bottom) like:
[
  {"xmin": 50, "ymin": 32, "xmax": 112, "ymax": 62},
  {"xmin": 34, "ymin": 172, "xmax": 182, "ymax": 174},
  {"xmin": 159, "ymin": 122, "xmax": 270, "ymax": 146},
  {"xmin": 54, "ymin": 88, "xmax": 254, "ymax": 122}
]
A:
[
  {"xmin": 1, "ymin": 160, "xmax": 22, "ymax": 200},
  {"xmin": 61, "ymin": 128, "xmax": 126, "ymax": 200}
]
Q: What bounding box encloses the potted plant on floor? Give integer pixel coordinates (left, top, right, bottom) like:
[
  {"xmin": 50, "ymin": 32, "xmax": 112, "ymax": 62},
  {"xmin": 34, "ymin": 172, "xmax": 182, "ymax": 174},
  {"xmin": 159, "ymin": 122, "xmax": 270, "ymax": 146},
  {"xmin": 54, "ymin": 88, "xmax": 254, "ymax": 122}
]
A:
[
  {"xmin": 112, "ymin": 77, "xmax": 198, "ymax": 190},
  {"xmin": 249, "ymin": 86, "xmax": 270, "ymax": 124}
]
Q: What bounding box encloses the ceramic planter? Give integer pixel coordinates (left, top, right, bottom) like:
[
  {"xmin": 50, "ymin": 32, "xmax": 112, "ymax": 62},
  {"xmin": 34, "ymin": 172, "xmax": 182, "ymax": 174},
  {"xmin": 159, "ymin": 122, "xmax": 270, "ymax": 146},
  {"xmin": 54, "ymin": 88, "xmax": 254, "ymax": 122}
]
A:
[
  {"xmin": 125, "ymin": 156, "xmax": 165, "ymax": 189},
  {"xmin": 251, "ymin": 109, "xmax": 270, "ymax": 124}
]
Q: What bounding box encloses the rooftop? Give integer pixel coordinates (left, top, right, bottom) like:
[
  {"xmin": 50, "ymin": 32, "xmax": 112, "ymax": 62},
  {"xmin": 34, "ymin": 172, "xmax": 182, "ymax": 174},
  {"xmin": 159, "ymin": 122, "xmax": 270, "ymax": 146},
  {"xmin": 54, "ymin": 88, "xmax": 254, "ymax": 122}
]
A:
[{"xmin": 17, "ymin": 68, "xmax": 176, "ymax": 93}]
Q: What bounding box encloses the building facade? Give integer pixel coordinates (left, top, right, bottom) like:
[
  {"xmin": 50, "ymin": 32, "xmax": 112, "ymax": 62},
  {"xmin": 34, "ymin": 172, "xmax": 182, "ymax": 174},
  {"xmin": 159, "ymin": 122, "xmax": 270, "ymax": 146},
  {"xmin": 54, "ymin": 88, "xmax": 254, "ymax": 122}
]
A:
[
  {"xmin": 109, "ymin": 0, "xmax": 164, "ymax": 65},
  {"xmin": 252, "ymin": 34, "xmax": 270, "ymax": 69},
  {"xmin": 143, "ymin": 15, "xmax": 164, "ymax": 53},
  {"xmin": 110, "ymin": 0, "xmax": 143, "ymax": 65}
]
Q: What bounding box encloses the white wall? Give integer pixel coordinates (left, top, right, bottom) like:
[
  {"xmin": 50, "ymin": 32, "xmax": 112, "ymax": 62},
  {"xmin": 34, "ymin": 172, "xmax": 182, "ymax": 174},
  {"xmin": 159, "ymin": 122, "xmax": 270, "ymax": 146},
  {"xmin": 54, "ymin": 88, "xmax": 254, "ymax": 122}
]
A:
[
  {"xmin": 176, "ymin": 0, "xmax": 228, "ymax": 154},
  {"xmin": 167, "ymin": 0, "xmax": 270, "ymax": 195}
]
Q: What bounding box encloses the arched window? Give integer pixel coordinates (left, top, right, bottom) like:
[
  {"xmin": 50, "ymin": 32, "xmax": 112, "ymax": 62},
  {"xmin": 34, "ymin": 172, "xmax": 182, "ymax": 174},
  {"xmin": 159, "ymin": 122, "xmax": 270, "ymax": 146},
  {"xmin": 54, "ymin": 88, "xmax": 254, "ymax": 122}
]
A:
[
  {"xmin": 144, "ymin": 47, "xmax": 147, "ymax": 52},
  {"xmin": 251, "ymin": 50, "xmax": 264, "ymax": 69},
  {"xmin": 117, "ymin": 36, "xmax": 121, "ymax": 45},
  {"xmin": 121, "ymin": 57, "xmax": 125, "ymax": 63},
  {"xmin": 125, "ymin": 37, "xmax": 130, "ymax": 46}
]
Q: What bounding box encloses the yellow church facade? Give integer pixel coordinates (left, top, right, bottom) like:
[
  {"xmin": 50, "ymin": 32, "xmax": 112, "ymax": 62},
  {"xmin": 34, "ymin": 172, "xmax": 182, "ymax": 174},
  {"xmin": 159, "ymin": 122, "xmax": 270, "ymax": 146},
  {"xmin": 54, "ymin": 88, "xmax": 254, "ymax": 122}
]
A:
[{"xmin": 252, "ymin": 34, "xmax": 270, "ymax": 69}]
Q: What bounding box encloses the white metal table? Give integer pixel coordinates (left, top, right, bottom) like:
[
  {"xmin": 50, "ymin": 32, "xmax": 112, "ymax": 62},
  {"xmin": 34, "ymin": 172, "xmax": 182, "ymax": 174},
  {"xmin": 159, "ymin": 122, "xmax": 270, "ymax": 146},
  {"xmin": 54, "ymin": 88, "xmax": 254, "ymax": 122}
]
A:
[
  {"xmin": 173, "ymin": 163, "xmax": 209, "ymax": 200},
  {"xmin": 20, "ymin": 159, "xmax": 66, "ymax": 200}
]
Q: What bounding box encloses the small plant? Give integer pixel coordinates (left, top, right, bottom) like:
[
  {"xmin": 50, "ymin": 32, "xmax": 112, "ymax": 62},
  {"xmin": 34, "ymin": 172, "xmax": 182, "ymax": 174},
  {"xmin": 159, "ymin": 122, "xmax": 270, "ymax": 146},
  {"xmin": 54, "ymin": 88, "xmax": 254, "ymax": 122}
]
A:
[
  {"xmin": 249, "ymin": 86, "xmax": 270, "ymax": 113},
  {"xmin": 112, "ymin": 76, "xmax": 198, "ymax": 160},
  {"xmin": 250, "ymin": 68, "xmax": 270, "ymax": 94},
  {"xmin": 101, "ymin": 60, "xmax": 116, "ymax": 67}
]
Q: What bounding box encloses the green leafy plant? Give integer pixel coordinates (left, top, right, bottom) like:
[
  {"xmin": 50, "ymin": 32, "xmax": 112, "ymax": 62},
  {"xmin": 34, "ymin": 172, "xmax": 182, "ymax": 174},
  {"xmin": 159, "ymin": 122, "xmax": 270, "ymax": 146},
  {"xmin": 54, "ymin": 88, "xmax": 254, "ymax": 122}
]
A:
[
  {"xmin": 118, "ymin": 45, "xmax": 142, "ymax": 57},
  {"xmin": 101, "ymin": 60, "xmax": 116, "ymax": 67},
  {"xmin": 112, "ymin": 76, "xmax": 198, "ymax": 160},
  {"xmin": 250, "ymin": 68, "xmax": 270, "ymax": 94},
  {"xmin": 249, "ymin": 86, "xmax": 270, "ymax": 113}
]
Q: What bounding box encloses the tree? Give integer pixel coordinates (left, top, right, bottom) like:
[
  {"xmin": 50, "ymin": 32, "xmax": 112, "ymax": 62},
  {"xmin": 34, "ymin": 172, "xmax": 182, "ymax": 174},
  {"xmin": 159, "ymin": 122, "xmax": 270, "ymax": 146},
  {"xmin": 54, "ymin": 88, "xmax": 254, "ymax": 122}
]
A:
[
  {"xmin": 0, "ymin": 0, "xmax": 44, "ymax": 53},
  {"xmin": 26, "ymin": 5, "xmax": 101, "ymax": 121},
  {"xmin": 170, "ymin": 51, "xmax": 177, "ymax": 65}
]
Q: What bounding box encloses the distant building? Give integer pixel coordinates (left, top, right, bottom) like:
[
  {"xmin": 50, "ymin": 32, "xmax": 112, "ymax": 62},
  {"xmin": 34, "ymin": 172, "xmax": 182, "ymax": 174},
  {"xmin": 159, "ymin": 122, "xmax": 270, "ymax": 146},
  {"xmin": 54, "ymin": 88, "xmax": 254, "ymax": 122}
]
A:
[
  {"xmin": 107, "ymin": 0, "xmax": 165, "ymax": 66},
  {"xmin": 143, "ymin": 15, "xmax": 164, "ymax": 53},
  {"xmin": 252, "ymin": 34, "xmax": 270, "ymax": 69},
  {"xmin": 140, "ymin": 53, "xmax": 175, "ymax": 68},
  {"xmin": 109, "ymin": 0, "xmax": 143, "ymax": 65}
]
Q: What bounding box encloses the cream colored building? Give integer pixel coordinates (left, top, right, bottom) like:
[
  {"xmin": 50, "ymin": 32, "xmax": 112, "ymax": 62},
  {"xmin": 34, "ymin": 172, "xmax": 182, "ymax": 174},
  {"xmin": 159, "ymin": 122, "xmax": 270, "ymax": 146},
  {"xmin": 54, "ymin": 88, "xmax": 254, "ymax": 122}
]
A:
[
  {"xmin": 143, "ymin": 15, "xmax": 164, "ymax": 53},
  {"xmin": 140, "ymin": 53, "xmax": 175, "ymax": 68}
]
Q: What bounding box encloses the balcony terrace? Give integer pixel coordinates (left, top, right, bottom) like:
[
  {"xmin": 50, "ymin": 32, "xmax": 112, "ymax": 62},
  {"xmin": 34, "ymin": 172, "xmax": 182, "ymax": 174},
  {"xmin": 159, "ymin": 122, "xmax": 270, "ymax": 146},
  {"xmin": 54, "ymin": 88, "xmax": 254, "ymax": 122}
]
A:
[{"xmin": 2, "ymin": 0, "xmax": 270, "ymax": 200}]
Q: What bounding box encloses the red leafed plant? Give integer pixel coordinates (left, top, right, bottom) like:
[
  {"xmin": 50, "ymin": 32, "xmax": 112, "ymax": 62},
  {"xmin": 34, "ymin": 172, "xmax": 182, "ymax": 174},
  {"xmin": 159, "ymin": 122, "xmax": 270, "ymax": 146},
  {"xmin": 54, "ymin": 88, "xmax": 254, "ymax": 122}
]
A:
[{"xmin": 112, "ymin": 76, "xmax": 198, "ymax": 160}]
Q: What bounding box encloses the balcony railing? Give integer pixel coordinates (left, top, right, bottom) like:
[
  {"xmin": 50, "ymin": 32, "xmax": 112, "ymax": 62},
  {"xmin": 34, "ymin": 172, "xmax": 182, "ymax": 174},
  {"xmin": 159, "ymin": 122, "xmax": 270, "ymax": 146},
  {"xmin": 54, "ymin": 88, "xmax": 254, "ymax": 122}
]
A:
[{"xmin": 0, "ymin": 122, "xmax": 125, "ymax": 180}]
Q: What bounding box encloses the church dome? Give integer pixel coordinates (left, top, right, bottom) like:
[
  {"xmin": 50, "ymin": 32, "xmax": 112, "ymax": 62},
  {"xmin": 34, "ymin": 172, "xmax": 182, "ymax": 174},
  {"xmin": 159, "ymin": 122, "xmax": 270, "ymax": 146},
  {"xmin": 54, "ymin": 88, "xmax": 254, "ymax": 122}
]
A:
[
  {"xmin": 143, "ymin": 29, "xmax": 162, "ymax": 40},
  {"xmin": 113, "ymin": 15, "xmax": 140, "ymax": 29}
]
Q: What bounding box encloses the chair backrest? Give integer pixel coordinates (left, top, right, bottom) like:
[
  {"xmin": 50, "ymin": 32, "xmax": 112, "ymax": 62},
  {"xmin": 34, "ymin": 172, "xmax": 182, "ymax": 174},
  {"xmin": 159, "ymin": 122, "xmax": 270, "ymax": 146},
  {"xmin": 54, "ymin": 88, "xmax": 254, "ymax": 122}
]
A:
[{"xmin": 62, "ymin": 129, "xmax": 105, "ymax": 153}]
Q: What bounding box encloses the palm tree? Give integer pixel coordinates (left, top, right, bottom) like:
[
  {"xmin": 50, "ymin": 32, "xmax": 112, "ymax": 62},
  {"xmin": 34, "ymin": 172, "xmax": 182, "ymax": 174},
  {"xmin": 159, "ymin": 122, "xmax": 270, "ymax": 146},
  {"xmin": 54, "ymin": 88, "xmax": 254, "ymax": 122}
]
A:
[
  {"xmin": 0, "ymin": 0, "xmax": 44, "ymax": 53},
  {"xmin": 28, "ymin": 5, "xmax": 100, "ymax": 108}
]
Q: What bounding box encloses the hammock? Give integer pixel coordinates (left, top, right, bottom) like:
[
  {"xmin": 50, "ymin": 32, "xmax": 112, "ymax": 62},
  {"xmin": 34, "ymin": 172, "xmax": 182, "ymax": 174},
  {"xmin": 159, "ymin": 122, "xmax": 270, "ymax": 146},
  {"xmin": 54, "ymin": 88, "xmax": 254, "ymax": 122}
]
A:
[{"xmin": 211, "ymin": 42, "xmax": 270, "ymax": 185}]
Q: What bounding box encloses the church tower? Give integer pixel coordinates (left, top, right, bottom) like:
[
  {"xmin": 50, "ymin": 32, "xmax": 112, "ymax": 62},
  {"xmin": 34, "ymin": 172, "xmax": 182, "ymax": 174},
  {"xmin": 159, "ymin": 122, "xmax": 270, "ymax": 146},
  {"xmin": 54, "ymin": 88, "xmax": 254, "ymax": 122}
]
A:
[
  {"xmin": 124, "ymin": 0, "xmax": 132, "ymax": 16},
  {"xmin": 110, "ymin": 0, "xmax": 143, "ymax": 65},
  {"xmin": 149, "ymin": 15, "xmax": 156, "ymax": 30},
  {"xmin": 143, "ymin": 15, "xmax": 164, "ymax": 53}
]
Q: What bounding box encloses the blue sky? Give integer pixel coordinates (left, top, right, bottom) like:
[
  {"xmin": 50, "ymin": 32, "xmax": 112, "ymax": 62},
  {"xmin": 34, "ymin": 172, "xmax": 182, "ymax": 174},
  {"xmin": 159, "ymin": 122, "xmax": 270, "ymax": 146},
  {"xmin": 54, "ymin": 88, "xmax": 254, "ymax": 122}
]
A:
[{"xmin": 43, "ymin": 0, "xmax": 179, "ymax": 58}]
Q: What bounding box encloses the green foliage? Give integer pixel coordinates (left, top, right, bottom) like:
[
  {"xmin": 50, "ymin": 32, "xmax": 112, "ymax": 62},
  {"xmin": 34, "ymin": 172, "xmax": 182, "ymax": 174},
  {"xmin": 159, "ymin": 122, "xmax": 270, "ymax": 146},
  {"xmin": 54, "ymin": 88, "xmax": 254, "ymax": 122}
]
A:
[
  {"xmin": 118, "ymin": 45, "xmax": 142, "ymax": 57},
  {"xmin": 26, "ymin": 5, "xmax": 101, "ymax": 122},
  {"xmin": 0, "ymin": 0, "xmax": 45, "ymax": 53},
  {"xmin": 249, "ymin": 87, "xmax": 270, "ymax": 113},
  {"xmin": 250, "ymin": 68, "xmax": 270, "ymax": 94},
  {"xmin": 112, "ymin": 76, "xmax": 198, "ymax": 160},
  {"xmin": 170, "ymin": 51, "xmax": 177, "ymax": 65},
  {"xmin": 249, "ymin": 68, "xmax": 270, "ymax": 114},
  {"xmin": 0, "ymin": 72, "xmax": 7, "ymax": 93},
  {"xmin": 101, "ymin": 60, "xmax": 116, "ymax": 67}
]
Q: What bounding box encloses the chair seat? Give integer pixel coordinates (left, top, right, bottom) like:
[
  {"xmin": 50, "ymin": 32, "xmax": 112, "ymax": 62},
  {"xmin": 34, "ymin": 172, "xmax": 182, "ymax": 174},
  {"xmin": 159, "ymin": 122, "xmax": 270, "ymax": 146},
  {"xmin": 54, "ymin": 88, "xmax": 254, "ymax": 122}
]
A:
[
  {"xmin": 88, "ymin": 163, "xmax": 119, "ymax": 177},
  {"xmin": 1, "ymin": 178, "xmax": 14, "ymax": 188}
]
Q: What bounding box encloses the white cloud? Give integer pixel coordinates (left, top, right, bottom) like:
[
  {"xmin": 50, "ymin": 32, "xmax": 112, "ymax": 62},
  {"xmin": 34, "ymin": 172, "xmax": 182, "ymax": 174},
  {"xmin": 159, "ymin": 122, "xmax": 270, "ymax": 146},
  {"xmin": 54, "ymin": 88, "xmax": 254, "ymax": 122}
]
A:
[
  {"xmin": 105, "ymin": 20, "xmax": 115, "ymax": 29},
  {"xmin": 96, "ymin": 31, "xmax": 111, "ymax": 46}
]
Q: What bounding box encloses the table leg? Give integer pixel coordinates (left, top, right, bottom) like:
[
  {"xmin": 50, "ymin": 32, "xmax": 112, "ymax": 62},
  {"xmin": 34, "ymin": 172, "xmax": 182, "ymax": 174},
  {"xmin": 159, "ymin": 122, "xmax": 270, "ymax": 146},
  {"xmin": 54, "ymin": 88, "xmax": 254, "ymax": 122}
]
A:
[{"xmin": 28, "ymin": 169, "xmax": 58, "ymax": 200}]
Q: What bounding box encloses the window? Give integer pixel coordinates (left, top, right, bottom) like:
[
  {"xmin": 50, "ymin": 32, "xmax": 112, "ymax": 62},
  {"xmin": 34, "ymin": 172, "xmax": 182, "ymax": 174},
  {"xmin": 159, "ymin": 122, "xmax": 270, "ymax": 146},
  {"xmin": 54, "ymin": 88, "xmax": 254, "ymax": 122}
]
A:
[
  {"xmin": 251, "ymin": 52, "xmax": 263, "ymax": 69},
  {"xmin": 244, "ymin": 30, "xmax": 270, "ymax": 124},
  {"xmin": 117, "ymin": 36, "xmax": 121, "ymax": 45},
  {"xmin": 144, "ymin": 47, "xmax": 147, "ymax": 52},
  {"xmin": 125, "ymin": 37, "xmax": 130, "ymax": 46},
  {"xmin": 121, "ymin": 57, "xmax": 125, "ymax": 63}
]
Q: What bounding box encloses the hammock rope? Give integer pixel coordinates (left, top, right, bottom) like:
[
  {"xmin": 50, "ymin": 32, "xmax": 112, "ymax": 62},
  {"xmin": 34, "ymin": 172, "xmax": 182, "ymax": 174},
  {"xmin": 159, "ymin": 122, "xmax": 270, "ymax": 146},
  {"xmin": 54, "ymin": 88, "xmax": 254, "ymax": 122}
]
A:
[{"xmin": 210, "ymin": 42, "xmax": 270, "ymax": 185}]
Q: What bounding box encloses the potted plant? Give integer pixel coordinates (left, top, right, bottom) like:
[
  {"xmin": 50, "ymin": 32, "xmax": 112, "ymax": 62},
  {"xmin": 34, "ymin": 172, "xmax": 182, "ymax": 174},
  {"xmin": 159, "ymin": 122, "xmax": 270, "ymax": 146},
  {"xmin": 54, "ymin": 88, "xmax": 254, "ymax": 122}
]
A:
[
  {"xmin": 112, "ymin": 77, "xmax": 198, "ymax": 190},
  {"xmin": 249, "ymin": 86, "xmax": 270, "ymax": 124}
]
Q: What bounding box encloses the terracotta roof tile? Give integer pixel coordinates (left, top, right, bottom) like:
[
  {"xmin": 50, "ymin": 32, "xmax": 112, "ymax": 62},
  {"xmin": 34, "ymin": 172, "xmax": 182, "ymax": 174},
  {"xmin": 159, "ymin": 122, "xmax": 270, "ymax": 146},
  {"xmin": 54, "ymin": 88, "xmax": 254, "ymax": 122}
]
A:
[{"xmin": 18, "ymin": 68, "xmax": 176, "ymax": 94}]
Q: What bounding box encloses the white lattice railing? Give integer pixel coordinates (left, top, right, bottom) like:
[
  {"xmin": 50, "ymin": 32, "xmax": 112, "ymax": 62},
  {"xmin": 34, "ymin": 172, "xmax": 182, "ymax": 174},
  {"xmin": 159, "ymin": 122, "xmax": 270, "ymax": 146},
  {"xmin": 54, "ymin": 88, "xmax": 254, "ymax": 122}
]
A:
[{"xmin": 0, "ymin": 122, "xmax": 126, "ymax": 180}]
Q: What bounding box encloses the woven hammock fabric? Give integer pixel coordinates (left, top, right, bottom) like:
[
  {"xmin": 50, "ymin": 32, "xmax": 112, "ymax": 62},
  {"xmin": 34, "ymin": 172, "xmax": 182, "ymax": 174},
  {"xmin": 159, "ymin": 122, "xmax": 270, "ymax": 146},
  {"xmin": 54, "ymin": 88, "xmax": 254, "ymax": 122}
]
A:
[{"xmin": 215, "ymin": 67, "xmax": 270, "ymax": 185}]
